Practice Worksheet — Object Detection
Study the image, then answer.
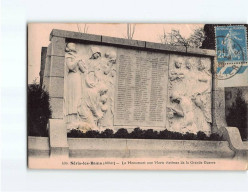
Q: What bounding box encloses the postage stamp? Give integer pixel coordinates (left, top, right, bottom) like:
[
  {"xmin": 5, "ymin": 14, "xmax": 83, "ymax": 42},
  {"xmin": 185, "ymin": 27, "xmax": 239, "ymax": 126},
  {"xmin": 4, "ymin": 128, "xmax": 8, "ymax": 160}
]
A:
[{"xmin": 215, "ymin": 25, "xmax": 248, "ymax": 80}]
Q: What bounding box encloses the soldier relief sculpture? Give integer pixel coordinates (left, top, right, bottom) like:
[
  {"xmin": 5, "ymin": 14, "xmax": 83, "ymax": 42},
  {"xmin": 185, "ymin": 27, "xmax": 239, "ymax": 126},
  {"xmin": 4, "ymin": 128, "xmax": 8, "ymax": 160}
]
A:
[
  {"xmin": 167, "ymin": 57, "xmax": 212, "ymax": 135},
  {"xmin": 64, "ymin": 43, "xmax": 117, "ymax": 132}
]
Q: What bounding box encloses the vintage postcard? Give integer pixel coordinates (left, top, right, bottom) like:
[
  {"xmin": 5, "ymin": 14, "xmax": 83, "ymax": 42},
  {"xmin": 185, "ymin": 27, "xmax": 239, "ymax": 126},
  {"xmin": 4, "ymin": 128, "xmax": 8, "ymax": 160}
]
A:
[{"xmin": 28, "ymin": 23, "xmax": 248, "ymax": 170}]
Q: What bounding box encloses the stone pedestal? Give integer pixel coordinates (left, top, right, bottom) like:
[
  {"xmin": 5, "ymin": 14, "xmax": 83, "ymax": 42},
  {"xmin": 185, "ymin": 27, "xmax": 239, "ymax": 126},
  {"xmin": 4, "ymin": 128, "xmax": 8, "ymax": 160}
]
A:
[{"xmin": 48, "ymin": 119, "xmax": 69, "ymax": 157}]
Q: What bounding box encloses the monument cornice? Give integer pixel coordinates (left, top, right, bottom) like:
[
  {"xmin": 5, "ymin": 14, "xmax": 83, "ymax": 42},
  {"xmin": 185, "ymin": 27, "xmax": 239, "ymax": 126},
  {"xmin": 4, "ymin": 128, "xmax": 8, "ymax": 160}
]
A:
[{"xmin": 50, "ymin": 29, "xmax": 216, "ymax": 57}]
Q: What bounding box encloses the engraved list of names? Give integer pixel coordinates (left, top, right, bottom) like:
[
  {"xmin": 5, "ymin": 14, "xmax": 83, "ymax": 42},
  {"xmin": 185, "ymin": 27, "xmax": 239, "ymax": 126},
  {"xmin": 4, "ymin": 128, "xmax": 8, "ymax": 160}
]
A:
[{"xmin": 114, "ymin": 49, "xmax": 169, "ymax": 127}]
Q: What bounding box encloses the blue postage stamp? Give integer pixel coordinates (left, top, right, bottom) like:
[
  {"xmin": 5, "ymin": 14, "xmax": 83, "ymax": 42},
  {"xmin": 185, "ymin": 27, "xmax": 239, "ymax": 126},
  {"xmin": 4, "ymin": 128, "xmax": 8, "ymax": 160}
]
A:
[
  {"xmin": 215, "ymin": 25, "xmax": 248, "ymax": 81},
  {"xmin": 215, "ymin": 25, "xmax": 247, "ymax": 64}
]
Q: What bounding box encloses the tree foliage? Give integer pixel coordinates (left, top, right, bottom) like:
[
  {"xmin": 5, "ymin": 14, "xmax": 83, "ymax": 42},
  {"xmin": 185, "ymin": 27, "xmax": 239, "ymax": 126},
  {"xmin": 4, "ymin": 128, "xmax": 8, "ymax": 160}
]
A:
[
  {"xmin": 28, "ymin": 80, "xmax": 51, "ymax": 136},
  {"xmin": 201, "ymin": 24, "xmax": 248, "ymax": 49},
  {"xmin": 160, "ymin": 27, "xmax": 205, "ymax": 49},
  {"xmin": 77, "ymin": 24, "xmax": 89, "ymax": 33},
  {"xmin": 126, "ymin": 24, "xmax": 136, "ymax": 40},
  {"xmin": 226, "ymin": 89, "xmax": 248, "ymax": 140}
]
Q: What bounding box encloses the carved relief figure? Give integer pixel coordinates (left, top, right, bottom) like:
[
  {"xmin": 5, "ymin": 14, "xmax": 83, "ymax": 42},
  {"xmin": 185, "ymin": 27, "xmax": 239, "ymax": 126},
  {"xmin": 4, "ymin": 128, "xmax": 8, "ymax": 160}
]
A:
[
  {"xmin": 167, "ymin": 57, "xmax": 212, "ymax": 135},
  {"xmin": 85, "ymin": 47, "xmax": 102, "ymax": 87},
  {"xmin": 169, "ymin": 60, "xmax": 185, "ymax": 82},
  {"xmin": 98, "ymin": 51, "xmax": 117, "ymax": 128},
  {"xmin": 78, "ymin": 47, "xmax": 102, "ymax": 130},
  {"xmin": 64, "ymin": 43, "xmax": 84, "ymax": 131},
  {"xmin": 191, "ymin": 59, "xmax": 212, "ymax": 131},
  {"xmin": 76, "ymin": 46, "xmax": 117, "ymax": 131},
  {"xmin": 168, "ymin": 92, "xmax": 198, "ymax": 133}
]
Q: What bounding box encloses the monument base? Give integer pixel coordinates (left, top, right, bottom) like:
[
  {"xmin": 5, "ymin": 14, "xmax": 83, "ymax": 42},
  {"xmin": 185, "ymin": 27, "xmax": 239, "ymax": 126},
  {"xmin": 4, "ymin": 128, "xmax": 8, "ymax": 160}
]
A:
[{"xmin": 48, "ymin": 119, "xmax": 69, "ymax": 157}]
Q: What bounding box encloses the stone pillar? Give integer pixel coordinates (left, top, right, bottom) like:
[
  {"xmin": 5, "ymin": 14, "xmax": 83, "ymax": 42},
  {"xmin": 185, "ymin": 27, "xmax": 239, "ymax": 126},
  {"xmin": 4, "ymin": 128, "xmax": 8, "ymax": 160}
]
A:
[
  {"xmin": 43, "ymin": 35, "xmax": 67, "ymax": 157},
  {"xmin": 212, "ymin": 57, "xmax": 227, "ymax": 133},
  {"xmin": 45, "ymin": 36, "xmax": 66, "ymax": 119}
]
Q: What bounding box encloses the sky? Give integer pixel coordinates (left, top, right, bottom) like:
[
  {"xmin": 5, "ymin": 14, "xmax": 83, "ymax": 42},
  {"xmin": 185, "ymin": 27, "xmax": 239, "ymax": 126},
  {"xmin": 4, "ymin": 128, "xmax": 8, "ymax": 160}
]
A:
[{"xmin": 28, "ymin": 23, "xmax": 204, "ymax": 83}]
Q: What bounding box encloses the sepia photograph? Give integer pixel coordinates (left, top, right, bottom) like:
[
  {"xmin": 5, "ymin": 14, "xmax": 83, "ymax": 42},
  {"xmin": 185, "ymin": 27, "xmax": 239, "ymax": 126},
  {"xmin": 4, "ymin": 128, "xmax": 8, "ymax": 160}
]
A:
[
  {"xmin": 27, "ymin": 23, "xmax": 248, "ymax": 170},
  {"xmin": 2, "ymin": 0, "xmax": 248, "ymax": 193}
]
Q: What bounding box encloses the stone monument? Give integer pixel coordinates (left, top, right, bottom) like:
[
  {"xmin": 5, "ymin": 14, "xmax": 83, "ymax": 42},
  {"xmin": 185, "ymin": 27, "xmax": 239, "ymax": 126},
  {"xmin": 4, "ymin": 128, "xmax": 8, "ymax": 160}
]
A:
[{"xmin": 41, "ymin": 29, "xmax": 226, "ymax": 139}]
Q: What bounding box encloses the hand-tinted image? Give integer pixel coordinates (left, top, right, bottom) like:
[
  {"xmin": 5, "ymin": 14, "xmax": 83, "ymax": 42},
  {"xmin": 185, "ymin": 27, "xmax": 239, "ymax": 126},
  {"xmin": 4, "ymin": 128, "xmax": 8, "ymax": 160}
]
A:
[{"xmin": 28, "ymin": 24, "xmax": 248, "ymax": 170}]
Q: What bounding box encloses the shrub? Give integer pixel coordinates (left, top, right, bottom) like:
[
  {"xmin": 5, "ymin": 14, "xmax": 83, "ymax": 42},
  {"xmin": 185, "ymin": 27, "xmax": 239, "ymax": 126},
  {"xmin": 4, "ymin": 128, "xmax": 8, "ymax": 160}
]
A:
[
  {"xmin": 159, "ymin": 129, "xmax": 170, "ymax": 139},
  {"xmin": 68, "ymin": 130, "xmax": 85, "ymax": 138},
  {"xmin": 172, "ymin": 131, "xmax": 184, "ymax": 140},
  {"xmin": 28, "ymin": 81, "xmax": 51, "ymax": 137},
  {"xmin": 100, "ymin": 129, "xmax": 114, "ymax": 138},
  {"xmin": 85, "ymin": 130, "xmax": 100, "ymax": 138},
  {"xmin": 209, "ymin": 133, "xmax": 223, "ymax": 141},
  {"xmin": 196, "ymin": 131, "xmax": 207, "ymax": 140},
  {"xmin": 67, "ymin": 128, "xmax": 224, "ymax": 141},
  {"xmin": 184, "ymin": 132, "xmax": 197, "ymax": 140},
  {"xmin": 114, "ymin": 128, "xmax": 129, "ymax": 138},
  {"xmin": 129, "ymin": 127, "xmax": 144, "ymax": 139},
  {"xmin": 143, "ymin": 129, "xmax": 159, "ymax": 139}
]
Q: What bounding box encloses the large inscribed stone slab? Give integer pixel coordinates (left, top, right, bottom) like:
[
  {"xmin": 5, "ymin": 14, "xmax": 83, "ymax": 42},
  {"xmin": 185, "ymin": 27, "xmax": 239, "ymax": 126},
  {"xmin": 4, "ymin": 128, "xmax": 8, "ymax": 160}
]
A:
[{"xmin": 114, "ymin": 49, "xmax": 169, "ymax": 127}]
